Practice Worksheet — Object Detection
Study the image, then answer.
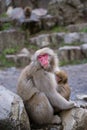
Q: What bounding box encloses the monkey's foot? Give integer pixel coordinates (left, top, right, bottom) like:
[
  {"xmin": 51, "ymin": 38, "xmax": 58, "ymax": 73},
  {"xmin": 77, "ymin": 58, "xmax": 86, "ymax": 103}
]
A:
[{"xmin": 52, "ymin": 115, "xmax": 61, "ymax": 125}]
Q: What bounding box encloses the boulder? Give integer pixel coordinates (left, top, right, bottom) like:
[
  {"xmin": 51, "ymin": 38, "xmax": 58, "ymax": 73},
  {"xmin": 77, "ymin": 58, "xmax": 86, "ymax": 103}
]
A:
[
  {"xmin": 80, "ymin": 43, "xmax": 87, "ymax": 58},
  {"xmin": 29, "ymin": 33, "xmax": 65, "ymax": 47},
  {"xmin": 16, "ymin": 48, "xmax": 31, "ymax": 67},
  {"xmin": 50, "ymin": 33, "xmax": 64, "ymax": 48},
  {"xmin": 6, "ymin": 7, "xmax": 25, "ymax": 20},
  {"xmin": 64, "ymin": 33, "xmax": 80, "ymax": 44},
  {"xmin": 5, "ymin": 54, "xmax": 16, "ymax": 63},
  {"xmin": 0, "ymin": 85, "xmax": 30, "ymax": 130},
  {"xmin": 32, "ymin": 8, "xmax": 47, "ymax": 17},
  {"xmin": 48, "ymin": 0, "xmax": 84, "ymax": 25},
  {"xmin": 30, "ymin": 0, "xmax": 51, "ymax": 9},
  {"xmin": 11, "ymin": 0, "xmax": 32, "ymax": 8},
  {"xmin": 60, "ymin": 108, "xmax": 87, "ymax": 130},
  {"xmin": 20, "ymin": 48, "xmax": 30, "ymax": 55},
  {"xmin": 66, "ymin": 23, "xmax": 87, "ymax": 32},
  {"xmin": 29, "ymin": 34, "xmax": 50, "ymax": 47},
  {"xmin": 80, "ymin": 33, "xmax": 87, "ymax": 43},
  {"xmin": 6, "ymin": 48, "xmax": 31, "ymax": 67},
  {"xmin": 58, "ymin": 46, "xmax": 83, "ymax": 62},
  {"xmin": 16, "ymin": 54, "xmax": 31, "ymax": 67},
  {"xmin": 0, "ymin": 29, "xmax": 26, "ymax": 52},
  {"xmin": 0, "ymin": 0, "xmax": 7, "ymax": 14},
  {"xmin": 20, "ymin": 12, "xmax": 41, "ymax": 34},
  {"xmin": 76, "ymin": 94, "xmax": 87, "ymax": 101},
  {"xmin": 5, "ymin": 0, "xmax": 50, "ymax": 9},
  {"xmin": 41, "ymin": 15, "xmax": 58, "ymax": 30}
]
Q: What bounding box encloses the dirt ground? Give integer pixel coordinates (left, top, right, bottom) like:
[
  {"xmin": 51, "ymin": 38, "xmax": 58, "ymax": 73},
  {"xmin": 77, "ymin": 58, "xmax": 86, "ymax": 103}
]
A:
[{"xmin": 0, "ymin": 63, "xmax": 87, "ymax": 101}]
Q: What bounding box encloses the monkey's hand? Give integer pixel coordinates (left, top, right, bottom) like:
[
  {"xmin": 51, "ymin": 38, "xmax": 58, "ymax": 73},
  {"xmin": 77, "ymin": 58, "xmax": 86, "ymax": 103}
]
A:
[
  {"xmin": 74, "ymin": 102, "xmax": 80, "ymax": 108},
  {"xmin": 34, "ymin": 60, "xmax": 42, "ymax": 70},
  {"xmin": 29, "ymin": 61, "xmax": 42, "ymax": 76}
]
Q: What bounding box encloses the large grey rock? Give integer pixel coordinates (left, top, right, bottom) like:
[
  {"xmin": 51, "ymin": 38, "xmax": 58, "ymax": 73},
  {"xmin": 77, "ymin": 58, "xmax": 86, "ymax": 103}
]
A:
[
  {"xmin": 50, "ymin": 33, "xmax": 64, "ymax": 47},
  {"xmin": 0, "ymin": 0, "xmax": 6, "ymax": 14},
  {"xmin": 11, "ymin": 0, "xmax": 32, "ymax": 8},
  {"xmin": 80, "ymin": 33, "xmax": 87, "ymax": 43},
  {"xmin": 29, "ymin": 34, "xmax": 50, "ymax": 47},
  {"xmin": 16, "ymin": 48, "xmax": 31, "ymax": 67},
  {"xmin": 16, "ymin": 54, "xmax": 31, "ymax": 67},
  {"xmin": 8, "ymin": 0, "xmax": 50, "ymax": 9},
  {"xmin": 20, "ymin": 48, "xmax": 30, "ymax": 55},
  {"xmin": 31, "ymin": 0, "xmax": 51, "ymax": 9},
  {"xmin": 81, "ymin": 43, "xmax": 87, "ymax": 58},
  {"xmin": 58, "ymin": 46, "xmax": 83, "ymax": 62},
  {"xmin": 32, "ymin": 8, "xmax": 47, "ymax": 17},
  {"xmin": 29, "ymin": 33, "xmax": 65, "ymax": 47},
  {"xmin": 48, "ymin": 0, "xmax": 84, "ymax": 25},
  {"xmin": 41, "ymin": 15, "xmax": 58, "ymax": 30},
  {"xmin": 76, "ymin": 94, "xmax": 87, "ymax": 101},
  {"xmin": 64, "ymin": 33, "xmax": 80, "ymax": 44},
  {"xmin": 5, "ymin": 54, "xmax": 16, "ymax": 64},
  {"xmin": 0, "ymin": 85, "xmax": 30, "ymax": 130},
  {"xmin": 6, "ymin": 48, "xmax": 31, "ymax": 67},
  {"xmin": 6, "ymin": 7, "xmax": 25, "ymax": 20},
  {"xmin": 60, "ymin": 108, "xmax": 87, "ymax": 130},
  {"xmin": 0, "ymin": 29, "xmax": 26, "ymax": 52},
  {"xmin": 66, "ymin": 23, "xmax": 87, "ymax": 32}
]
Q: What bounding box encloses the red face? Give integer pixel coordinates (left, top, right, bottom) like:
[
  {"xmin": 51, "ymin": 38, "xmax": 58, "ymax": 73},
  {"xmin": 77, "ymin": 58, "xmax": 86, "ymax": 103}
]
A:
[{"xmin": 37, "ymin": 53, "xmax": 49, "ymax": 68}]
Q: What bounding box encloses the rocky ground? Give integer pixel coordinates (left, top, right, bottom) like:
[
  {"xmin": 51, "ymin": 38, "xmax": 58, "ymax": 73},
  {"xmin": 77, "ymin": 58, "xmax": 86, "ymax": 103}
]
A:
[{"xmin": 0, "ymin": 63, "xmax": 87, "ymax": 101}]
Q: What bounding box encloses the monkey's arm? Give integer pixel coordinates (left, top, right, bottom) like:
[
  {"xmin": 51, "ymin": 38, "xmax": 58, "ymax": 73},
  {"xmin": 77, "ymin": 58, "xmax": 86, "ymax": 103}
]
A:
[
  {"xmin": 47, "ymin": 88, "xmax": 75, "ymax": 110},
  {"xmin": 59, "ymin": 85, "xmax": 71, "ymax": 100},
  {"xmin": 17, "ymin": 77, "xmax": 39, "ymax": 101},
  {"xmin": 21, "ymin": 61, "xmax": 41, "ymax": 77}
]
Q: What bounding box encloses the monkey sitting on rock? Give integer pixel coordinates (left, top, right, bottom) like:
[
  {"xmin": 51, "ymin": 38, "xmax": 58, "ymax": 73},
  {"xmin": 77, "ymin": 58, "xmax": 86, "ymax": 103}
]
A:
[
  {"xmin": 24, "ymin": 6, "xmax": 32, "ymax": 18},
  {"xmin": 55, "ymin": 70, "xmax": 71, "ymax": 101},
  {"xmin": 17, "ymin": 47, "xmax": 77, "ymax": 125}
]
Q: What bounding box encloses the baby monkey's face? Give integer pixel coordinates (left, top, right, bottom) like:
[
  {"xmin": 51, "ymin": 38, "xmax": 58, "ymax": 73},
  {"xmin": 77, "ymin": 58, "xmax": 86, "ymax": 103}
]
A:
[{"xmin": 55, "ymin": 70, "xmax": 68, "ymax": 84}]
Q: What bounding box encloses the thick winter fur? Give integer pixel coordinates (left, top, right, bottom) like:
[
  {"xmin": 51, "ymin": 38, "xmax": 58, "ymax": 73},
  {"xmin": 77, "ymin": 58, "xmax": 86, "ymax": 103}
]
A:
[
  {"xmin": 55, "ymin": 70, "xmax": 71, "ymax": 100},
  {"xmin": 24, "ymin": 6, "xmax": 31, "ymax": 18},
  {"xmin": 17, "ymin": 47, "xmax": 75, "ymax": 125}
]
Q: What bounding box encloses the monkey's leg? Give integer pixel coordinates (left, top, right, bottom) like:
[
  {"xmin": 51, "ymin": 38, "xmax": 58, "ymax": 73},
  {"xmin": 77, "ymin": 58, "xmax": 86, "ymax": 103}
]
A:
[{"xmin": 25, "ymin": 92, "xmax": 61, "ymax": 125}]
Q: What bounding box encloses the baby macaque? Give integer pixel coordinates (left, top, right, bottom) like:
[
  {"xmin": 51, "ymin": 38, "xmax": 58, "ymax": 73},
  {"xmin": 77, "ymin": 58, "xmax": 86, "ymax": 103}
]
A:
[{"xmin": 55, "ymin": 70, "xmax": 71, "ymax": 100}]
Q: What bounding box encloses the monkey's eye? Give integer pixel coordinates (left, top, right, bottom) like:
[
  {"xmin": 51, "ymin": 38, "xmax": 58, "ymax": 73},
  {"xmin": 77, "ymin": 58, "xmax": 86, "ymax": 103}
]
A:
[{"xmin": 38, "ymin": 54, "xmax": 48, "ymax": 59}]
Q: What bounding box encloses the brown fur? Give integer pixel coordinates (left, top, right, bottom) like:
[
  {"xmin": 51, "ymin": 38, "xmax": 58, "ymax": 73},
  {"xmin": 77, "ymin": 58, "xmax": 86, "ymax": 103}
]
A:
[
  {"xmin": 24, "ymin": 6, "xmax": 31, "ymax": 18},
  {"xmin": 55, "ymin": 70, "xmax": 71, "ymax": 101},
  {"xmin": 17, "ymin": 48, "xmax": 75, "ymax": 125}
]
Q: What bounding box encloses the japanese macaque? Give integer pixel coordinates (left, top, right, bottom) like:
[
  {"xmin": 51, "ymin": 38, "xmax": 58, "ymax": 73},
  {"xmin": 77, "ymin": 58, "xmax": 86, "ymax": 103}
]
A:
[
  {"xmin": 24, "ymin": 6, "xmax": 32, "ymax": 18},
  {"xmin": 55, "ymin": 70, "xmax": 71, "ymax": 101},
  {"xmin": 17, "ymin": 47, "xmax": 76, "ymax": 125}
]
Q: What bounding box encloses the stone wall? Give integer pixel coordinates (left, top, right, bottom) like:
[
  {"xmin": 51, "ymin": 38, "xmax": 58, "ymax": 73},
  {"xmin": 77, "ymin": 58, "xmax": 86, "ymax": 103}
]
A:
[
  {"xmin": 0, "ymin": 0, "xmax": 6, "ymax": 14},
  {"xmin": 48, "ymin": 0, "xmax": 86, "ymax": 25},
  {"xmin": 0, "ymin": 29, "xmax": 26, "ymax": 52}
]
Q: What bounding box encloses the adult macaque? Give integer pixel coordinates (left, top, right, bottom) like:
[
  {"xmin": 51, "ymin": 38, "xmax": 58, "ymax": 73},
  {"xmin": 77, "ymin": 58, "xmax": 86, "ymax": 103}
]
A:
[
  {"xmin": 17, "ymin": 48, "xmax": 76, "ymax": 125},
  {"xmin": 55, "ymin": 70, "xmax": 71, "ymax": 101},
  {"xmin": 24, "ymin": 6, "xmax": 32, "ymax": 18}
]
